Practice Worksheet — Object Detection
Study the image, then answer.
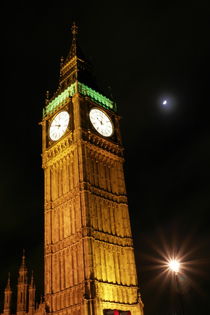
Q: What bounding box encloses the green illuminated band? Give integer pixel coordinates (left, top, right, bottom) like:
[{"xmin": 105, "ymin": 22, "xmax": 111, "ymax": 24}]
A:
[
  {"xmin": 78, "ymin": 82, "xmax": 117, "ymax": 112},
  {"xmin": 43, "ymin": 82, "xmax": 117, "ymax": 117}
]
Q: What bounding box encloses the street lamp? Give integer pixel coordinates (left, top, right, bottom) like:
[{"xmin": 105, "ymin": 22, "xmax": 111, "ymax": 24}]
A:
[
  {"xmin": 167, "ymin": 258, "xmax": 184, "ymax": 314},
  {"xmin": 168, "ymin": 259, "xmax": 181, "ymax": 274}
]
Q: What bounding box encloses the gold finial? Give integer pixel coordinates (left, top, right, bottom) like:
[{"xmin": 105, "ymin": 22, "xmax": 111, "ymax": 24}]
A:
[{"xmin": 71, "ymin": 22, "xmax": 78, "ymax": 36}]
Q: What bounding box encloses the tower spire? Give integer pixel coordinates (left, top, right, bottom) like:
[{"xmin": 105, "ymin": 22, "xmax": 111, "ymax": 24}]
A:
[
  {"xmin": 3, "ymin": 273, "xmax": 12, "ymax": 315},
  {"xmin": 28, "ymin": 271, "xmax": 36, "ymax": 315},
  {"xmin": 57, "ymin": 22, "xmax": 99, "ymax": 93},
  {"xmin": 6, "ymin": 272, "xmax": 11, "ymax": 290},
  {"xmin": 17, "ymin": 251, "xmax": 28, "ymax": 314},
  {"xmin": 19, "ymin": 249, "xmax": 27, "ymax": 271},
  {"xmin": 66, "ymin": 21, "xmax": 79, "ymax": 61},
  {"xmin": 30, "ymin": 270, "xmax": 34, "ymax": 286},
  {"xmin": 72, "ymin": 21, "xmax": 78, "ymax": 37}
]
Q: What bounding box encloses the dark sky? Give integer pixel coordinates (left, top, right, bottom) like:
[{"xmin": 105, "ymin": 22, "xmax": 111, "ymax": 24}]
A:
[{"xmin": 1, "ymin": 1, "xmax": 210, "ymax": 314}]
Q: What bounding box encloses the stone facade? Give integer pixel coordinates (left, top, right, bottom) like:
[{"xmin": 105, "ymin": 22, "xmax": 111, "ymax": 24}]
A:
[
  {"xmin": 1, "ymin": 23, "xmax": 143, "ymax": 315},
  {"xmin": 41, "ymin": 24, "xmax": 144, "ymax": 315}
]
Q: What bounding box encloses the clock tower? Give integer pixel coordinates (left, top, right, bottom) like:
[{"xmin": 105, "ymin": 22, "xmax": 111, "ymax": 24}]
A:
[{"xmin": 41, "ymin": 23, "xmax": 144, "ymax": 315}]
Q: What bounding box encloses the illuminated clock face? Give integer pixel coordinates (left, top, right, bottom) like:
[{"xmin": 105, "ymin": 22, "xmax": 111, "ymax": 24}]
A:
[
  {"xmin": 49, "ymin": 111, "xmax": 70, "ymax": 141},
  {"xmin": 89, "ymin": 108, "xmax": 113, "ymax": 137}
]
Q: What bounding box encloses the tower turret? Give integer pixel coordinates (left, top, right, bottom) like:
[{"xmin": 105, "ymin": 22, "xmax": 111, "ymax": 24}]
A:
[
  {"xmin": 3, "ymin": 273, "xmax": 12, "ymax": 315},
  {"xmin": 28, "ymin": 271, "xmax": 36, "ymax": 315},
  {"xmin": 17, "ymin": 251, "xmax": 28, "ymax": 315},
  {"xmin": 57, "ymin": 23, "xmax": 99, "ymax": 95}
]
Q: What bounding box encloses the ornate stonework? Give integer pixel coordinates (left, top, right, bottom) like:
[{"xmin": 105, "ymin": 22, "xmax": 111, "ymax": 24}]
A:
[
  {"xmin": 1, "ymin": 23, "xmax": 143, "ymax": 315},
  {"xmin": 41, "ymin": 24, "xmax": 144, "ymax": 315}
]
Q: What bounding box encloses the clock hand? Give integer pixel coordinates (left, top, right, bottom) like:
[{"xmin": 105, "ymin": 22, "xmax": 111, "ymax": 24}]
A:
[{"xmin": 96, "ymin": 117, "xmax": 103, "ymax": 125}]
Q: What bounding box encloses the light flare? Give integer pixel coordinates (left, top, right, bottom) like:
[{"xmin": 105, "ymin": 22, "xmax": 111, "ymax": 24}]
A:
[{"xmin": 168, "ymin": 259, "xmax": 181, "ymax": 274}]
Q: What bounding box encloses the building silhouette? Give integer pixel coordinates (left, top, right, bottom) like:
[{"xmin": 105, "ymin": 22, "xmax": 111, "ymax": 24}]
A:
[{"xmin": 1, "ymin": 252, "xmax": 45, "ymax": 315}]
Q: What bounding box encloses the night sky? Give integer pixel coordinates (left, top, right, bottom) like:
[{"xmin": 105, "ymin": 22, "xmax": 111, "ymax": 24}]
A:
[{"xmin": 1, "ymin": 1, "xmax": 210, "ymax": 314}]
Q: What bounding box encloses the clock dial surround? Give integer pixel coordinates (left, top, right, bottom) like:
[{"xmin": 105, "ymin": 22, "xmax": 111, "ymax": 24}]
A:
[
  {"xmin": 49, "ymin": 111, "xmax": 70, "ymax": 141},
  {"xmin": 89, "ymin": 108, "xmax": 113, "ymax": 137}
]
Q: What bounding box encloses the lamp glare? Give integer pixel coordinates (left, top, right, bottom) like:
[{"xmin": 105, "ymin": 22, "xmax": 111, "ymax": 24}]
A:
[{"xmin": 168, "ymin": 259, "xmax": 180, "ymax": 273}]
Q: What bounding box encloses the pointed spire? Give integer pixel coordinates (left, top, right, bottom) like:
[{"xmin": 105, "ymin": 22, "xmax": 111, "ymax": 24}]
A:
[
  {"xmin": 28, "ymin": 271, "xmax": 36, "ymax": 312},
  {"xmin": 19, "ymin": 249, "xmax": 27, "ymax": 271},
  {"xmin": 69, "ymin": 21, "xmax": 78, "ymax": 58},
  {"xmin": 64, "ymin": 22, "xmax": 85, "ymax": 63},
  {"xmin": 57, "ymin": 23, "xmax": 99, "ymax": 95},
  {"xmin": 18, "ymin": 249, "xmax": 28, "ymax": 285},
  {"xmin": 3, "ymin": 273, "xmax": 12, "ymax": 314},
  {"xmin": 6, "ymin": 272, "xmax": 11, "ymax": 290},
  {"xmin": 30, "ymin": 271, "xmax": 35, "ymax": 288},
  {"xmin": 17, "ymin": 251, "xmax": 28, "ymax": 312},
  {"xmin": 72, "ymin": 21, "xmax": 78, "ymax": 36}
]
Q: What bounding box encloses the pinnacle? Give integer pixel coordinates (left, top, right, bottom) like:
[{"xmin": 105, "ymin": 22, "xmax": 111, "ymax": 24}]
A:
[
  {"xmin": 30, "ymin": 270, "xmax": 35, "ymax": 287},
  {"xmin": 19, "ymin": 249, "xmax": 27, "ymax": 271},
  {"xmin": 64, "ymin": 22, "xmax": 86, "ymax": 63},
  {"xmin": 71, "ymin": 21, "xmax": 78, "ymax": 36},
  {"xmin": 5, "ymin": 272, "xmax": 11, "ymax": 290}
]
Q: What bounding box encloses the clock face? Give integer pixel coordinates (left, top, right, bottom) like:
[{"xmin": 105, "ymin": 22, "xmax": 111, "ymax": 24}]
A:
[
  {"xmin": 89, "ymin": 108, "xmax": 113, "ymax": 137},
  {"xmin": 49, "ymin": 111, "xmax": 70, "ymax": 141}
]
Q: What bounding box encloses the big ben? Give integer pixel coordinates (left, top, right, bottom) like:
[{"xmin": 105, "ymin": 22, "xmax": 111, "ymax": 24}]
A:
[{"xmin": 41, "ymin": 23, "xmax": 144, "ymax": 315}]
